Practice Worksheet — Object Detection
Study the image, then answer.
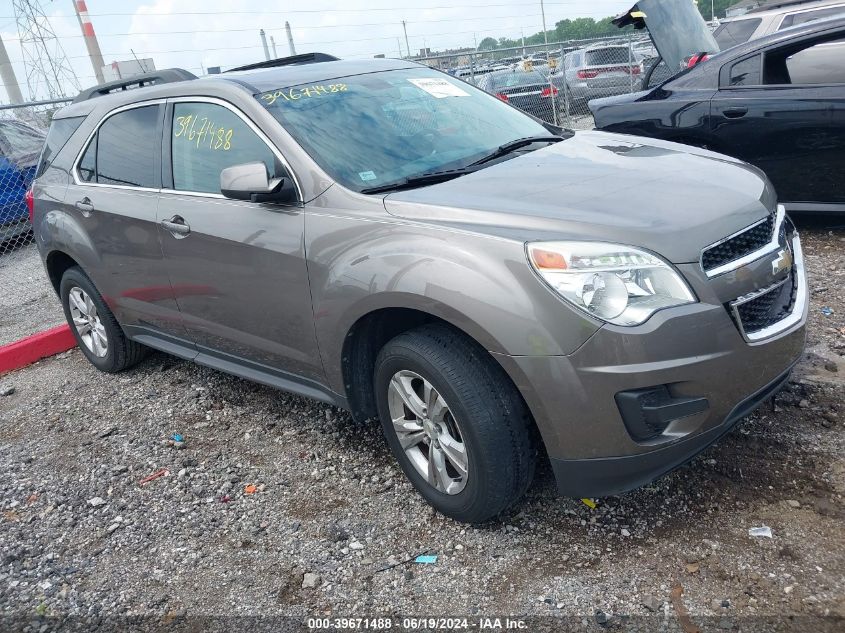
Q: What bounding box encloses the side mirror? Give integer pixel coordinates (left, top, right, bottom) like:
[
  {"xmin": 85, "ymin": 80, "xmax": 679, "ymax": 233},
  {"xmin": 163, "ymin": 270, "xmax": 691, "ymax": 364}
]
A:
[{"xmin": 220, "ymin": 161, "xmax": 297, "ymax": 204}]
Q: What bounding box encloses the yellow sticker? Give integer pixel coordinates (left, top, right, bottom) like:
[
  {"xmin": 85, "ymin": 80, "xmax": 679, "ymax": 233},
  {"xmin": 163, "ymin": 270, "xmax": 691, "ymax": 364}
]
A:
[
  {"xmin": 630, "ymin": 10, "xmax": 647, "ymax": 18},
  {"xmin": 260, "ymin": 83, "xmax": 348, "ymax": 106},
  {"xmin": 580, "ymin": 498, "xmax": 597, "ymax": 509}
]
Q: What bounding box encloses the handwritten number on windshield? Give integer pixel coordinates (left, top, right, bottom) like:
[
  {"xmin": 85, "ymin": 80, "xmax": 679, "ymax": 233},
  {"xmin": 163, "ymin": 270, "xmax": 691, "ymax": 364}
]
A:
[{"xmin": 260, "ymin": 83, "xmax": 348, "ymax": 105}]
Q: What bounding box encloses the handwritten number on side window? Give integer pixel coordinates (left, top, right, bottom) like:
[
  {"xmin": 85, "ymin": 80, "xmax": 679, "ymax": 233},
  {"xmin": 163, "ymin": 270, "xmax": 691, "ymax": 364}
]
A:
[{"xmin": 174, "ymin": 114, "xmax": 233, "ymax": 151}]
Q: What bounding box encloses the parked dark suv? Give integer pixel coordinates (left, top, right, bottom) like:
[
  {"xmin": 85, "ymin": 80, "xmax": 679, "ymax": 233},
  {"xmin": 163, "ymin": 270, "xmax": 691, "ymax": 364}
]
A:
[{"xmin": 31, "ymin": 54, "xmax": 807, "ymax": 523}]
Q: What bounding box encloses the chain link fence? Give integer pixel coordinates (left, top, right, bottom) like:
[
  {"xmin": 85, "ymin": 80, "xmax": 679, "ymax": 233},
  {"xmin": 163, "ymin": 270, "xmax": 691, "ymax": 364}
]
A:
[
  {"xmin": 0, "ymin": 99, "xmax": 72, "ymax": 345},
  {"xmin": 414, "ymin": 34, "xmax": 666, "ymax": 130}
]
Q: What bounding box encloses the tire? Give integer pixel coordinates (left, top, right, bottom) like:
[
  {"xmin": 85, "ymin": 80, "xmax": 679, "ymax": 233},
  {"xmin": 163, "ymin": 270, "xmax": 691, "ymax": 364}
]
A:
[
  {"xmin": 59, "ymin": 266, "xmax": 147, "ymax": 373},
  {"xmin": 374, "ymin": 324, "xmax": 536, "ymax": 523}
]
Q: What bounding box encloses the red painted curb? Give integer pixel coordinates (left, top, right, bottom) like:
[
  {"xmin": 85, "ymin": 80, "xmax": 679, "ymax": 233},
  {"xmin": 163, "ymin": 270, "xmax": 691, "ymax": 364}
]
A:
[{"xmin": 0, "ymin": 324, "xmax": 76, "ymax": 374}]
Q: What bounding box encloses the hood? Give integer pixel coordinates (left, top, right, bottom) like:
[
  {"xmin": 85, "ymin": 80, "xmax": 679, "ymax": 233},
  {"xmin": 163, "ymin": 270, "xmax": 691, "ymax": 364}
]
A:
[
  {"xmin": 613, "ymin": 0, "xmax": 719, "ymax": 73},
  {"xmin": 383, "ymin": 131, "xmax": 775, "ymax": 264}
]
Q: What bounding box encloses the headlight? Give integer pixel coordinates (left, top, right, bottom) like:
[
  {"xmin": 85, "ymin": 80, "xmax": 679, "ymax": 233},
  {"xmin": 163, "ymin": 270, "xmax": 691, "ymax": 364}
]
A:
[{"xmin": 527, "ymin": 241, "xmax": 696, "ymax": 326}]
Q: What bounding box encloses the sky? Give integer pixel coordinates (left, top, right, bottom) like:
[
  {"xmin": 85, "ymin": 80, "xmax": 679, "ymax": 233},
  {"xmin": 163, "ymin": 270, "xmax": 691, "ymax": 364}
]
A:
[{"xmin": 0, "ymin": 0, "xmax": 634, "ymax": 102}]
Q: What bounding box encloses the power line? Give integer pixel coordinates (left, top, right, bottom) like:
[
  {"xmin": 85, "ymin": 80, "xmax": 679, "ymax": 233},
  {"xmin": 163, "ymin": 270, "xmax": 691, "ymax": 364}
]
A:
[
  {"xmin": 1, "ymin": 23, "xmax": 556, "ymax": 64},
  {"xmin": 0, "ymin": 12, "xmax": 551, "ymax": 42},
  {"xmin": 0, "ymin": 1, "xmax": 624, "ymax": 19}
]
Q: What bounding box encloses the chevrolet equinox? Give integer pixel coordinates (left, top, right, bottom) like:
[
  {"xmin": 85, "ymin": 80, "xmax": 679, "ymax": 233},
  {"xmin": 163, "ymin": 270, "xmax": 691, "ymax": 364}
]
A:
[{"xmin": 30, "ymin": 54, "xmax": 808, "ymax": 523}]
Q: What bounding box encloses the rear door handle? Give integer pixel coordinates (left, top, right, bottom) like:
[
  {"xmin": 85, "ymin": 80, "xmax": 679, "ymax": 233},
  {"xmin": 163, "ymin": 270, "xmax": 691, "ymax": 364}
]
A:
[
  {"xmin": 160, "ymin": 215, "xmax": 190, "ymax": 237},
  {"xmin": 74, "ymin": 198, "xmax": 94, "ymax": 215},
  {"xmin": 723, "ymin": 107, "xmax": 748, "ymax": 119}
]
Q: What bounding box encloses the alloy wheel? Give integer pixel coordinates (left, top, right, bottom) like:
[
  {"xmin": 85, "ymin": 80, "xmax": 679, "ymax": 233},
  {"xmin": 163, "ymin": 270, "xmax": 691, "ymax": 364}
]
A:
[
  {"xmin": 68, "ymin": 286, "xmax": 108, "ymax": 358},
  {"xmin": 387, "ymin": 370, "xmax": 468, "ymax": 495}
]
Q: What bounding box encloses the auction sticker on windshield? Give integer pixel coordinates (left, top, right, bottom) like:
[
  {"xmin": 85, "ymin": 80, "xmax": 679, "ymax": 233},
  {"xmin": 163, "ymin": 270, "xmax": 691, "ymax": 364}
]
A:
[{"xmin": 408, "ymin": 78, "xmax": 469, "ymax": 98}]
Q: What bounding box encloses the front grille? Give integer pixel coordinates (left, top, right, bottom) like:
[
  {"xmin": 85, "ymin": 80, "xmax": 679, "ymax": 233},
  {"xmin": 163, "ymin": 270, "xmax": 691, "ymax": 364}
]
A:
[
  {"xmin": 733, "ymin": 271, "xmax": 797, "ymax": 335},
  {"xmin": 702, "ymin": 214, "xmax": 775, "ymax": 273}
]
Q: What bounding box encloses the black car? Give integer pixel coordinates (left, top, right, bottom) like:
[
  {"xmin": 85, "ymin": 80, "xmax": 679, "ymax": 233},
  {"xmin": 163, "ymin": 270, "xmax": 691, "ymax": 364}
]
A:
[
  {"xmin": 475, "ymin": 69, "xmax": 560, "ymax": 124},
  {"xmin": 591, "ymin": 11, "xmax": 845, "ymax": 214}
]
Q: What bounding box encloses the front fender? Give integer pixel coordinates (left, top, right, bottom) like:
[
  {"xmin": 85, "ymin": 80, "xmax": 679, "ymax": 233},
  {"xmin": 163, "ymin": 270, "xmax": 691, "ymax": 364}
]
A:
[{"xmin": 305, "ymin": 207, "xmax": 600, "ymax": 393}]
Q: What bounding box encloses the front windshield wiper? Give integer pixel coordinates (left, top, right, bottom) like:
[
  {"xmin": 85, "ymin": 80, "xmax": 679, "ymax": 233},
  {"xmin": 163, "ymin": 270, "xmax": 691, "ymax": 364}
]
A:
[
  {"xmin": 360, "ymin": 135, "xmax": 563, "ymax": 195},
  {"xmin": 468, "ymin": 135, "xmax": 562, "ymax": 167},
  {"xmin": 360, "ymin": 168, "xmax": 474, "ymax": 195}
]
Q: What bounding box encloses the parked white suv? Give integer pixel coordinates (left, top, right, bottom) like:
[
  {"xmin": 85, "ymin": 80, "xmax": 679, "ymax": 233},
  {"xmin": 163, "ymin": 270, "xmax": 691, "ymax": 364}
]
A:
[{"xmin": 714, "ymin": 0, "xmax": 845, "ymax": 48}]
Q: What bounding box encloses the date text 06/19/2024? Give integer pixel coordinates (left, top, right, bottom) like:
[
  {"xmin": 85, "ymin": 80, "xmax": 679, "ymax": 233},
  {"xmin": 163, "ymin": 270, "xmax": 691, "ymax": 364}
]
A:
[{"xmin": 306, "ymin": 617, "xmax": 528, "ymax": 630}]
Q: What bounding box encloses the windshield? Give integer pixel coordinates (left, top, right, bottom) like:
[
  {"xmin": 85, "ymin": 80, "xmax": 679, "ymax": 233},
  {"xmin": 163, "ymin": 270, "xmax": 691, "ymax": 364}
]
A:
[
  {"xmin": 713, "ymin": 18, "xmax": 761, "ymax": 48},
  {"xmin": 258, "ymin": 68, "xmax": 551, "ymax": 192}
]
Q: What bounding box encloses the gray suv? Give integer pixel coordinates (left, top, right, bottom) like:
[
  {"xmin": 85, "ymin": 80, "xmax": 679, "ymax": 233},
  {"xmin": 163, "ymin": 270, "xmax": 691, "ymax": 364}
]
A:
[{"xmin": 31, "ymin": 53, "xmax": 807, "ymax": 523}]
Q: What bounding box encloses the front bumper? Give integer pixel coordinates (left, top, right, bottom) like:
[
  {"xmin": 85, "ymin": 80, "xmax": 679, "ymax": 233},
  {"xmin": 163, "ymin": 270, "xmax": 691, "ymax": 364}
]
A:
[{"xmin": 494, "ymin": 226, "xmax": 808, "ymax": 498}]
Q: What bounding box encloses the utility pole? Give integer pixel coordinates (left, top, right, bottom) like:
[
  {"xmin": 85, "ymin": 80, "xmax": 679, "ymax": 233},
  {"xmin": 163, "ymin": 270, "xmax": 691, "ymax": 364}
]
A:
[
  {"xmin": 712, "ymin": 0, "xmax": 716, "ymax": 21},
  {"xmin": 72, "ymin": 0, "xmax": 104, "ymax": 84},
  {"xmin": 0, "ymin": 35, "xmax": 23, "ymax": 103},
  {"xmin": 285, "ymin": 21, "xmax": 296, "ymax": 56},
  {"xmin": 402, "ymin": 21, "xmax": 411, "ymax": 58},
  {"xmin": 13, "ymin": 0, "xmax": 80, "ymax": 99},
  {"xmin": 270, "ymin": 35, "xmax": 277, "ymax": 58},
  {"xmin": 260, "ymin": 29, "xmax": 270, "ymax": 60}
]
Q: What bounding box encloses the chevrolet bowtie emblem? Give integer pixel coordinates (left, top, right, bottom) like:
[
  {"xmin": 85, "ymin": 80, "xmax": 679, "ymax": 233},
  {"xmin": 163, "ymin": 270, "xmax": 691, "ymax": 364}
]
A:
[{"xmin": 771, "ymin": 247, "xmax": 793, "ymax": 276}]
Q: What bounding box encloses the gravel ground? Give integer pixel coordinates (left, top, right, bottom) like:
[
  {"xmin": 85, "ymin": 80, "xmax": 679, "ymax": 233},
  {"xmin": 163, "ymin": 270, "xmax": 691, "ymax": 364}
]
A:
[
  {"xmin": 0, "ymin": 241, "xmax": 64, "ymax": 345},
  {"xmin": 0, "ymin": 221, "xmax": 843, "ymax": 632}
]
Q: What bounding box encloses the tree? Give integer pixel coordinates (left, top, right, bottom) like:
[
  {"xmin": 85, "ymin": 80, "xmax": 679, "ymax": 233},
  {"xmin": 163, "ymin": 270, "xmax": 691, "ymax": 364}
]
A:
[
  {"xmin": 696, "ymin": 0, "xmax": 738, "ymax": 20},
  {"xmin": 477, "ymin": 37, "xmax": 498, "ymax": 51}
]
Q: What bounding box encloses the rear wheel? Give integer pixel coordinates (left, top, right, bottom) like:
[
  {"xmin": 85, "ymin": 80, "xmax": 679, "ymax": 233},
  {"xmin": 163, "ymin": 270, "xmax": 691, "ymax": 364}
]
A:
[
  {"xmin": 374, "ymin": 324, "xmax": 536, "ymax": 523},
  {"xmin": 60, "ymin": 266, "xmax": 147, "ymax": 373}
]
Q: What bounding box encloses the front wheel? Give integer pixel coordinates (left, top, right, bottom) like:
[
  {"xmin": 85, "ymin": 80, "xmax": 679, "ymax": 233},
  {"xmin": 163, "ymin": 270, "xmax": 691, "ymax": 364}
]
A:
[{"xmin": 374, "ymin": 325, "xmax": 536, "ymax": 523}]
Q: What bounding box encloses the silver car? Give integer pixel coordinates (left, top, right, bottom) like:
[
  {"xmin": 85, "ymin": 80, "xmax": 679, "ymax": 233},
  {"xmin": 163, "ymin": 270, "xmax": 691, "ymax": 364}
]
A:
[
  {"xmin": 553, "ymin": 44, "xmax": 641, "ymax": 106},
  {"xmin": 714, "ymin": 0, "xmax": 845, "ymax": 48},
  {"xmin": 31, "ymin": 54, "xmax": 807, "ymax": 523}
]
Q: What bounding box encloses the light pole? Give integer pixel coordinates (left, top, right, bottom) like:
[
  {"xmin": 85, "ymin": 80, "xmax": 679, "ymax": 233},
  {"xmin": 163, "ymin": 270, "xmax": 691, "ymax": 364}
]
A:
[
  {"xmin": 539, "ymin": 0, "xmax": 558, "ymax": 126},
  {"xmin": 402, "ymin": 20, "xmax": 411, "ymax": 58}
]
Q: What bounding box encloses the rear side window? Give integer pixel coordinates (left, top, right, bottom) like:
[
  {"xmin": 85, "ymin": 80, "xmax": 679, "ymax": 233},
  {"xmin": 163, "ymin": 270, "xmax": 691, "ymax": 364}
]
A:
[
  {"xmin": 76, "ymin": 105, "xmax": 162, "ymax": 188},
  {"xmin": 713, "ymin": 18, "xmax": 761, "ymax": 48},
  {"xmin": 36, "ymin": 116, "xmax": 83, "ymax": 177},
  {"xmin": 585, "ymin": 48, "xmax": 631, "ymax": 66},
  {"xmin": 169, "ymin": 101, "xmax": 282, "ymax": 194},
  {"xmin": 780, "ymin": 6, "xmax": 845, "ymax": 29}
]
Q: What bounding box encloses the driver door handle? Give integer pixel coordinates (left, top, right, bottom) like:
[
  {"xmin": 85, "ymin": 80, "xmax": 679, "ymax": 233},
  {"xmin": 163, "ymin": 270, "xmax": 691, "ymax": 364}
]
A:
[
  {"xmin": 161, "ymin": 215, "xmax": 190, "ymax": 236},
  {"xmin": 723, "ymin": 107, "xmax": 748, "ymax": 119}
]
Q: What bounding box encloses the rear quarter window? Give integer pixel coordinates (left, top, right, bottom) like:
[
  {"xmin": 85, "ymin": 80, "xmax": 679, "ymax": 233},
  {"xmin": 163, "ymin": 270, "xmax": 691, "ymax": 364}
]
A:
[
  {"xmin": 728, "ymin": 54, "xmax": 762, "ymax": 86},
  {"xmin": 37, "ymin": 117, "xmax": 82, "ymax": 177}
]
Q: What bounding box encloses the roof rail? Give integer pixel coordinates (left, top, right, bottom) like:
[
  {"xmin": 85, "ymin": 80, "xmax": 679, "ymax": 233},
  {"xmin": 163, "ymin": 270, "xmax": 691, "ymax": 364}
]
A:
[
  {"xmin": 225, "ymin": 52, "xmax": 340, "ymax": 73},
  {"xmin": 73, "ymin": 68, "xmax": 198, "ymax": 103}
]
